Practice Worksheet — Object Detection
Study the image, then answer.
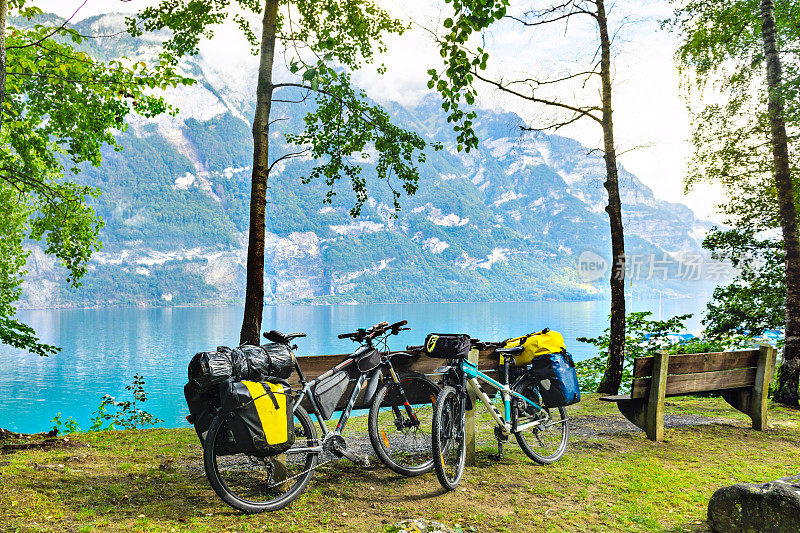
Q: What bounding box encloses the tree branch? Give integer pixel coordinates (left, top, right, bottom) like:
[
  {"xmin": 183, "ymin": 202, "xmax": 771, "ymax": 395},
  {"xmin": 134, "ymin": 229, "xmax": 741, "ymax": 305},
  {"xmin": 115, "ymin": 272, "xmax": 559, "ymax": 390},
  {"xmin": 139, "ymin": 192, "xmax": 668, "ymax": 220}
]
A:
[
  {"xmin": 6, "ymin": 0, "xmax": 88, "ymax": 50},
  {"xmin": 507, "ymin": 0, "xmax": 597, "ymax": 25},
  {"xmin": 272, "ymin": 82, "xmax": 381, "ymax": 129},
  {"xmin": 473, "ymin": 71, "xmax": 602, "ymax": 124},
  {"xmin": 504, "ymin": 69, "xmax": 600, "ymax": 88},
  {"xmin": 267, "ymin": 149, "xmax": 310, "ymax": 175}
]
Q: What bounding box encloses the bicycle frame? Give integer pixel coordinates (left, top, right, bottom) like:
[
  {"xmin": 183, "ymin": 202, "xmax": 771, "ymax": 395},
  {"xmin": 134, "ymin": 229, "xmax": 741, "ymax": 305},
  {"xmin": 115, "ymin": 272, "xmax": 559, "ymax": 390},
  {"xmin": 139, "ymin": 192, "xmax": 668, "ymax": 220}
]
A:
[
  {"xmin": 456, "ymin": 358, "xmax": 544, "ymax": 437},
  {"xmin": 284, "ymin": 345, "xmax": 416, "ymax": 457}
]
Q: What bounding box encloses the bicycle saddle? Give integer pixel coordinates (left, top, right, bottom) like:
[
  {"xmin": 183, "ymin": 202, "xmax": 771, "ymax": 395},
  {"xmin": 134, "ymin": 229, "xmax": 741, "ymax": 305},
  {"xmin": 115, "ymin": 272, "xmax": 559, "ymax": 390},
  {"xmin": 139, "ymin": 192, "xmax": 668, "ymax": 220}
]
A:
[
  {"xmin": 495, "ymin": 346, "xmax": 524, "ymax": 356},
  {"xmin": 263, "ymin": 330, "xmax": 307, "ymax": 344}
]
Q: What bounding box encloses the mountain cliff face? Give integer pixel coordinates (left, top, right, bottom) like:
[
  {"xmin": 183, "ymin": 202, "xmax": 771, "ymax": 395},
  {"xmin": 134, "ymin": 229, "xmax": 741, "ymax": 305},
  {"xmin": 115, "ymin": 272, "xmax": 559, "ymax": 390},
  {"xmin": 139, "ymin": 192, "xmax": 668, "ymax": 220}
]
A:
[{"xmin": 19, "ymin": 15, "xmax": 713, "ymax": 308}]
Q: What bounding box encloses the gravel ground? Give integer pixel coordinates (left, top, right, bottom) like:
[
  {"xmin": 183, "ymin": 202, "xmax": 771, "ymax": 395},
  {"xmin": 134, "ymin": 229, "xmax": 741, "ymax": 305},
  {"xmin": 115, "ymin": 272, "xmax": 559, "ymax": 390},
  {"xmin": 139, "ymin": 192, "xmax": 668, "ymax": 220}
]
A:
[{"xmin": 568, "ymin": 414, "xmax": 731, "ymax": 438}]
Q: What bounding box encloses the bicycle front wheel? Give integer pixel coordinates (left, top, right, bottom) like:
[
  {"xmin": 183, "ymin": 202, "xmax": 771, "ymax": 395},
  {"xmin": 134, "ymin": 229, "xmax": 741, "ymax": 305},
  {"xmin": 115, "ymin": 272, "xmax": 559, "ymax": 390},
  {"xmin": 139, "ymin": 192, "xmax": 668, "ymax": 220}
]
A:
[
  {"xmin": 431, "ymin": 386, "xmax": 466, "ymax": 490},
  {"xmin": 203, "ymin": 405, "xmax": 319, "ymax": 513},
  {"xmin": 512, "ymin": 379, "xmax": 569, "ymax": 465},
  {"xmin": 368, "ymin": 371, "xmax": 439, "ymax": 477}
]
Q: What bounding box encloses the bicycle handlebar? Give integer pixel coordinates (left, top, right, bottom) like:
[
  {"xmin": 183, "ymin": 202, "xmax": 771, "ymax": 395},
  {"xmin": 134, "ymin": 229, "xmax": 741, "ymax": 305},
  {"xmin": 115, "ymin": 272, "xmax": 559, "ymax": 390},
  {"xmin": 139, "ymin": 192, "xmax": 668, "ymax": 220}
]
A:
[
  {"xmin": 338, "ymin": 320, "xmax": 409, "ymax": 342},
  {"xmin": 471, "ymin": 338, "xmax": 502, "ymax": 351}
]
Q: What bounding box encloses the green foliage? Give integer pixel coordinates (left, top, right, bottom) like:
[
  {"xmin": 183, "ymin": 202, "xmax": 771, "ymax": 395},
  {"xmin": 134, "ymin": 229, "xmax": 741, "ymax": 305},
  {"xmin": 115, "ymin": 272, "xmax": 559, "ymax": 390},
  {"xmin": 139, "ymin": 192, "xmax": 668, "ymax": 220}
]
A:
[
  {"xmin": 702, "ymin": 229, "xmax": 785, "ymax": 338},
  {"xmin": 427, "ymin": 0, "xmax": 507, "ymax": 152},
  {"xmin": 576, "ymin": 312, "xmax": 751, "ymax": 392},
  {"xmin": 286, "ymin": 65, "xmax": 436, "ymax": 217},
  {"xmin": 90, "ymin": 374, "xmax": 163, "ymax": 430},
  {"xmin": 50, "ymin": 413, "xmax": 80, "ymax": 435},
  {"xmin": 0, "ymin": 2, "xmax": 191, "ymax": 355},
  {"xmin": 671, "ymin": 0, "xmax": 800, "ymax": 228}
]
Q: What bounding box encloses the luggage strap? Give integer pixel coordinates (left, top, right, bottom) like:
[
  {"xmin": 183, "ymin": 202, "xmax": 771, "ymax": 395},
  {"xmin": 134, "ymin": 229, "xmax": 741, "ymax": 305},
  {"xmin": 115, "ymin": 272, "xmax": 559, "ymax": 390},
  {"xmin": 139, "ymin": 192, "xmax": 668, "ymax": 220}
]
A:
[{"xmin": 241, "ymin": 381, "xmax": 289, "ymax": 410}]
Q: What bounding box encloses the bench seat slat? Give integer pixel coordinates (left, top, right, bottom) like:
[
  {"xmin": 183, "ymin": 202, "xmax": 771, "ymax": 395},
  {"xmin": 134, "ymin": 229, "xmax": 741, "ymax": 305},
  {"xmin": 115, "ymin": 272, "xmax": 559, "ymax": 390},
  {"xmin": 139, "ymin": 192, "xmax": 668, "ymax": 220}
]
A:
[
  {"xmin": 633, "ymin": 350, "xmax": 759, "ymax": 378},
  {"xmin": 598, "ymin": 395, "xmax": 633, "ymax": 402},
  {"xmin": 630, "ymin": 367, "xmax": 758, "ymax": 399}
]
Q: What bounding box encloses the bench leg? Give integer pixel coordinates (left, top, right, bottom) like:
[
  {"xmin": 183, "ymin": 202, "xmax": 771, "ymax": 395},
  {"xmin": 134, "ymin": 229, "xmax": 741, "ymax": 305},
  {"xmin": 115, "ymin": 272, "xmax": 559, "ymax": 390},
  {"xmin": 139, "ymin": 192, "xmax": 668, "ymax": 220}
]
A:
[
  {"xmin": 723, "ymin": 345, "xmax": 776, "ymax": 431},
  {"xmin": 645, "ymin": 350, "xmax": 669, "ymax": 442},
  {"xmin": 616, "ymin": 398, "xmax": 648, "ymax": 430},
  {"xmin": 751, "ymin": 344, "xmax": 776, "ymax": 431}
]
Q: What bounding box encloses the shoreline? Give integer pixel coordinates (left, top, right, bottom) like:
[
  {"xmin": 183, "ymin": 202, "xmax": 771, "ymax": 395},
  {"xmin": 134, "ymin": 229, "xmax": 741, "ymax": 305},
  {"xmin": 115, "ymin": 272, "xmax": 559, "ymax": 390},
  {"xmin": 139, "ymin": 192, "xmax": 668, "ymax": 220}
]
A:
[{"xmin": 16, "ymin": 294, "xmax": 697, "ymax": 312}]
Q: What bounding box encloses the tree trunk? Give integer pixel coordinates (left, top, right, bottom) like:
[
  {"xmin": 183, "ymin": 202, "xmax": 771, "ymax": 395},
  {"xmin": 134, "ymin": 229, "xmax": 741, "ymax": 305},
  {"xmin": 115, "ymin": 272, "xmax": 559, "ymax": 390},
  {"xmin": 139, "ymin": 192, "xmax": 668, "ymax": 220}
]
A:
[
  {"xmin": 760, "ymin": 0, "xmax": 800, "ymax": 406},
  {"xmin": 240, "ymin": 0, "xmax": 279, "ymax": 346},
  {"xmin": 0, "ymin": 0, "xmax": 7, "ymax": 132},
  {"xmin": 595, "ymin": 0, "xmax": 626, "ymax": 395}
]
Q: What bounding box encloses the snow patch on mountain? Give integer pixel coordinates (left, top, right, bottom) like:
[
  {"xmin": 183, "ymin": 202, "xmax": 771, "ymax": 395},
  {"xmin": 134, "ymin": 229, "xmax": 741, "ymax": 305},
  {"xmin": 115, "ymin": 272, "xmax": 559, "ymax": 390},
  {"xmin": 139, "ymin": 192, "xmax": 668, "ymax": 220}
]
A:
[
  {"xmin": 422, "ymin": 237, "xmax": 450, "ymax": 254},
  {"xmin": 329, "ymin": 221, "xmax": 384, "ymax": 236}
]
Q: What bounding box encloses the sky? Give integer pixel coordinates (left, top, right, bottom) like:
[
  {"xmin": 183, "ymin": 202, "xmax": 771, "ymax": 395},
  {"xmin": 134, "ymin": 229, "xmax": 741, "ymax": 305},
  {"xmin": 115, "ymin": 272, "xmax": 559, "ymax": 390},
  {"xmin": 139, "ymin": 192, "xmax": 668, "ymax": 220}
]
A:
[{"xmin": 36, "ymin": 0, "xmax": 723, "ymax": 222}]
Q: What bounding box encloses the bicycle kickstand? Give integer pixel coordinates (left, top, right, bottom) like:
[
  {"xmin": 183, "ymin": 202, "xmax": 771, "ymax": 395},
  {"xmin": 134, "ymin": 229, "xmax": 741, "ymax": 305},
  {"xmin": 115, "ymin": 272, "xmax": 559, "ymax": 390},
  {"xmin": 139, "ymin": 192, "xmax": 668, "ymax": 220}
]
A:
[{"xmin": 488, "ymin": 440, "xmax": 504, "ymax": 461}]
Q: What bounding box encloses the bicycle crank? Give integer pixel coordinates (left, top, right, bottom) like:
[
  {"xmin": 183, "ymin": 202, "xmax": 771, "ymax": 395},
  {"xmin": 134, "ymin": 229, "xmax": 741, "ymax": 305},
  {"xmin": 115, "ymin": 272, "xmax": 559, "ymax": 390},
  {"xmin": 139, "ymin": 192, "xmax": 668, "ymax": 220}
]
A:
[{"xmin": 322, "ymin": 433, "xmax": 371, "ymax": 468}]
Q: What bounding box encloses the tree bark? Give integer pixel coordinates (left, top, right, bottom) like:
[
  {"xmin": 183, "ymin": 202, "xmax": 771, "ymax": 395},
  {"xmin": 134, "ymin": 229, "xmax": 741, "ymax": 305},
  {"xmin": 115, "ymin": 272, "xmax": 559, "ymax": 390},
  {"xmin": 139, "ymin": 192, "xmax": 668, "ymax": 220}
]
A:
[
  {"xmin": 0, "ymin": 0, "xmax": 7, "ymax": 132},
  {"xmin": 595, "ymin": 0, "xmax": 627, "ymax": 395},
  {"xmin": 760, "ymin": 0, "xmax": 800, "ymax": 406},
  {"xmin": 240, "ymin": 0, "xmax": 279, "ymax": 346}
]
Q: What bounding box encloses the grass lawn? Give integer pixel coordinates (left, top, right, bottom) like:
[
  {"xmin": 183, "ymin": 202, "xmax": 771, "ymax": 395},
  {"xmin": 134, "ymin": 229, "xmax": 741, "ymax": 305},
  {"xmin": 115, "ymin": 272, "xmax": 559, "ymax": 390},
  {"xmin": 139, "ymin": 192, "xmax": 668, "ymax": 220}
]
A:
[{"xmin": 1, "ymin": 395, "xmax": 798, "ymax": 532}]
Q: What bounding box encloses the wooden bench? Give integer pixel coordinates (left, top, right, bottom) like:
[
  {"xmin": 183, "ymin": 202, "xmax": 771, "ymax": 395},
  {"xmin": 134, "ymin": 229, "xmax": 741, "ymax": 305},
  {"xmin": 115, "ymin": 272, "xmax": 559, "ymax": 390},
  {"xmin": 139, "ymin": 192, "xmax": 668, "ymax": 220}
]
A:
[{"xmin": 599, "ymin": 345, "xmax": 777, "ymax": 441}]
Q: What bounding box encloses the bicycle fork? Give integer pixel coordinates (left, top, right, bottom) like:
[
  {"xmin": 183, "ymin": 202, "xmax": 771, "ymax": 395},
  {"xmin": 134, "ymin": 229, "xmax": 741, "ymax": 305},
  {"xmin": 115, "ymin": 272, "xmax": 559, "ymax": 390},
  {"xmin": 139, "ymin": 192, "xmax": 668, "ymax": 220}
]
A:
[{"xmin": 384, "ymin": 363, "xmax": 421, "ymax": 429}]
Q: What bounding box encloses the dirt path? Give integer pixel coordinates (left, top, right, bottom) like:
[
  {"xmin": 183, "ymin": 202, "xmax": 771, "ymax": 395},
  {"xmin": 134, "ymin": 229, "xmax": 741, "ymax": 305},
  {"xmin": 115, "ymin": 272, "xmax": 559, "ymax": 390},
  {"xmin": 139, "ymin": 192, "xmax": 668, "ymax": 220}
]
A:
[{"xmin": 569, "ymin": 413, "xmax": 733, "ymax": 438}]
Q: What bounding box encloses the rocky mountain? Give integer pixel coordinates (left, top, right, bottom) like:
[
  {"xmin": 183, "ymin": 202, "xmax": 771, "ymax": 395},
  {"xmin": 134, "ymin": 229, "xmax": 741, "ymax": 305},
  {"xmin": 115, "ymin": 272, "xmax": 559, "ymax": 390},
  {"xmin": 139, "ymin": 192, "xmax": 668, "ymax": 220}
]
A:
[{"xmin": 20, "ymin": 14, "xmax": 714, "ymax": 308}]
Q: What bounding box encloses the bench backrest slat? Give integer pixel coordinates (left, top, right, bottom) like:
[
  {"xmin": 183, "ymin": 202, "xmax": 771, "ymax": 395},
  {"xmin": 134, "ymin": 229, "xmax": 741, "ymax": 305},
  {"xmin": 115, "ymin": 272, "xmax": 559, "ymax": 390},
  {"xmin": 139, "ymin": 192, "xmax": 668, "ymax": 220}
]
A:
[
  {"xmin": 632, "ymin": 349, "xmax": 759, "ymax": 378},
  {"xmin": 630, "ymin": 349, "xmax": 761, "ymax": 399}
]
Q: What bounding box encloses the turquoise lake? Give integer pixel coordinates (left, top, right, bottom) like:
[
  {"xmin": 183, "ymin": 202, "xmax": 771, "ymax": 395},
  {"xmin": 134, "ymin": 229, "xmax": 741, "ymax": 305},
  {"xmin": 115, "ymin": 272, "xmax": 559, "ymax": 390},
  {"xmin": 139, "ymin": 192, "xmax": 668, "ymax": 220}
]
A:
[{"xmin": 0, "ymin": 299, "xmax": 707, "ymax": 433}]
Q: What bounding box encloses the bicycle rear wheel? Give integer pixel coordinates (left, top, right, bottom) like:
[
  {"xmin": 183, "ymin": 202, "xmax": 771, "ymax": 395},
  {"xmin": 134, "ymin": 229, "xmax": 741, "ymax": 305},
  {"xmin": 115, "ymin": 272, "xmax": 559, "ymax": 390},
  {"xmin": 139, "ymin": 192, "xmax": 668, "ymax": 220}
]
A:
[
  {"xmin": 431, "ymin": 386, "xmax": 466, "ymax": 490},
  {"xmin": 368, "ymin": 371, "xmax": 439, "ymax": 476},
  {"xmin": 512, "ymin": 379, "xmax": 569, "ymax": 464},
  {"xmin": 203, "ymin": 405, "xmax": 319, "ymax": 513}
]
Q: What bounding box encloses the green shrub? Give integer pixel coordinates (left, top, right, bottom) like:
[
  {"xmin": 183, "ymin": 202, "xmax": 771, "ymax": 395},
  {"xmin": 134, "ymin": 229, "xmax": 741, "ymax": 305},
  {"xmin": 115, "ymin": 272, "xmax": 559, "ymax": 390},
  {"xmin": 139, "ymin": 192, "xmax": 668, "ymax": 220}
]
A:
[
  {"xmin": 90, "ymin": 374, "xmax": 163, "ymax": 430},
  {"xmin": 575, "ymin": 311, "xmax": 752, "ymax": 393}
]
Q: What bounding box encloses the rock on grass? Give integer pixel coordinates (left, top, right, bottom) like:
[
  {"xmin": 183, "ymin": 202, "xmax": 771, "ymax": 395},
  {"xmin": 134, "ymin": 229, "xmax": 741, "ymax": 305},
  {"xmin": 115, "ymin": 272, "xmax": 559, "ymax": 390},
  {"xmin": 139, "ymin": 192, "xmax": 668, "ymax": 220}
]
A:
[
  {"xmin": 707, "ymin": 474, "xmax": 800, "ymax": 532},
  {"xmin": 389, "ymin": 519, "xmax": 455, "ymax": 533}
]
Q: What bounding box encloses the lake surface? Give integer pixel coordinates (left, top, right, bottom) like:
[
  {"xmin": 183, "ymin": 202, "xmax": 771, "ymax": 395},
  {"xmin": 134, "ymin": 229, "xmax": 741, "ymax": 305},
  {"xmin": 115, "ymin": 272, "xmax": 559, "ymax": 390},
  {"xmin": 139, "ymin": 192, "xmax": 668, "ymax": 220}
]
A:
[{"xmin": 0, "ymin": 299, "xmax": 707, "ymax": 433}]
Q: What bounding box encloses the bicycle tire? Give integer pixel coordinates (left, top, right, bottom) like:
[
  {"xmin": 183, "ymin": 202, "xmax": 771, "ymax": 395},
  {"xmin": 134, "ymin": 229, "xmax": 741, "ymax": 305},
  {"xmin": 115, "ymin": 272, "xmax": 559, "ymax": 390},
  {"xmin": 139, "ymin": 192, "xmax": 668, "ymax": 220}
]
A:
[
  {"xmin": 367, "ymin": 371, "xmax": 439, "ymax": 476},
  {"xmin": 512, "ymin": 379, "xmax": 569, "ymax": 465},
  {"xmin": 203, "ymin": 404, "xmax": 318, "ymax": 513},
  {"xmin": 431, "ymin": 386, "xmax": 466, "ymax": 490}
]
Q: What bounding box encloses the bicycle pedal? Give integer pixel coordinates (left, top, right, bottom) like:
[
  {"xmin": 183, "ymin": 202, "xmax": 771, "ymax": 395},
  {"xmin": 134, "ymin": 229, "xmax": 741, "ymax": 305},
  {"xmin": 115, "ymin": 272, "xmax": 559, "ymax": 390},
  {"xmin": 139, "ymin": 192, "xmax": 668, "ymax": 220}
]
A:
[
  {"xmin": 337, "ymin": 447, "xmax": 371, "ymax": 468},
  {"xmin": 488, "ymin": 454, "xmax": 501, "ymax": 461}
]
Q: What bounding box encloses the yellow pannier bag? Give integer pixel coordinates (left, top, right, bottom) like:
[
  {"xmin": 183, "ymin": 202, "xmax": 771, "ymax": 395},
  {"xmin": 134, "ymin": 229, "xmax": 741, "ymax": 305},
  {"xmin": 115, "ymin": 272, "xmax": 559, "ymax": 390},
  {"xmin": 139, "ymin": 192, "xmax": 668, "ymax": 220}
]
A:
[
  {"xmin": 500, "ymin": 329, "xmax": 566, "ymax": 366},
  {"xmin": 222, "ymin": 378, "xmax": 294, "ymax": 456}
]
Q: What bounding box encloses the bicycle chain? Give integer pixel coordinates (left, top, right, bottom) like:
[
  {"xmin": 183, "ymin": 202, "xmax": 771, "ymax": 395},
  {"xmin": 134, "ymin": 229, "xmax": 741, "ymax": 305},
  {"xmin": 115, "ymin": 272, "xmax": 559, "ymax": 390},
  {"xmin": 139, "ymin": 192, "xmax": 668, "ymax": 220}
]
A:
[{"xmin": 262, "ymin": 439, "xmax": 335, "ymax": 489}]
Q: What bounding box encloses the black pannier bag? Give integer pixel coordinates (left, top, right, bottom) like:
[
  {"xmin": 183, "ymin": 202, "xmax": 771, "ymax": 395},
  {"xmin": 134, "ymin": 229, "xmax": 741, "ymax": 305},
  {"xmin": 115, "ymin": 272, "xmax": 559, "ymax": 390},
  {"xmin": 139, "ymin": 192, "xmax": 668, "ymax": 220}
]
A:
[
  {"xmin": 187, "ymin": 347, "xmax": 245, "ymax": 393},
  {"xmin": 312, "ymin": 370, "xmax": 349, "ymax": 420},
  {"xmin": 221, "ymin": 378, "xmax": 295, "ymax": 456},
  {"xmin": 184, "ymin": 383, "xmax": 216, "ymax": 445},
  {"xmin": 185, "ymin": 384, "xmax": 240, "ymax": 455},
  {"xmin": 354, "ymin": 346, "xmax": 381, "ymax": 373},
  {"xmin": 529, "ymin": 350, "xmax": 581, "ymax": 407},
  {"xmin": 424, "ymin": 333, "xmax": 471, "ymax": 359}
]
